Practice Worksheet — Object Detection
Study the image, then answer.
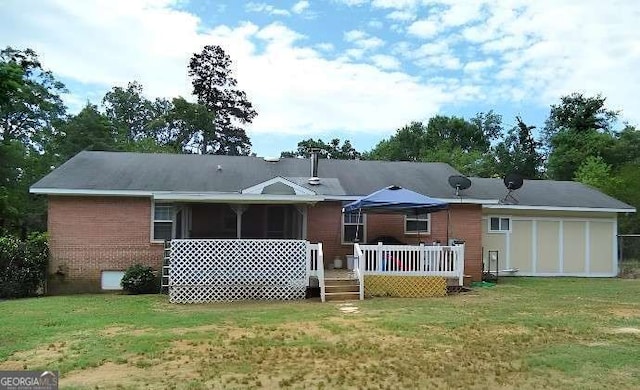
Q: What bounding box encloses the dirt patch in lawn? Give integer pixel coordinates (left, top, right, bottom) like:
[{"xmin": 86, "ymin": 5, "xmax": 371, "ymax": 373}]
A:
[
  {"xmin": 62, "ymin": 362, "xmax": 147, "ymax": 388},
  {"xmin": 101, "ymin": 326, "xmax": 153, "ymax": 337},
  {"xmin": 0, "ymin": 342, "xmax": 69, "ymax": 371},
  {"xmin": 607, "ymin": 327, "xmax": 640, "ymax": 335},
  {"xmin": 610, "ymin": 307, "xmax": 640, "ymax": 318}
]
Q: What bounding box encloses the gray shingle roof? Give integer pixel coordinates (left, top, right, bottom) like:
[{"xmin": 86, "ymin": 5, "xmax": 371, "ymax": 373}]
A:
[
  {"xmin": 31, "ymin": 151, "xmax": 634, "ymax": 211},
  {"xmin": 464, "ymin": 178, "xmax": 633, "ymax": 210}
]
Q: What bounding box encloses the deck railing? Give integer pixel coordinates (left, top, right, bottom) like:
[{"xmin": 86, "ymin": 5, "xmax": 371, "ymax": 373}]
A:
[
  {"xmin": 308, "ymin": 242, "xmax": 326, "ymax": 302},
  {"xmin": 355, "ymin": 242, "xmax": 465, "ymax": 285},
  {"xmin": 354, "ymin": 244, "xmax": 365, "ymax": 300}
]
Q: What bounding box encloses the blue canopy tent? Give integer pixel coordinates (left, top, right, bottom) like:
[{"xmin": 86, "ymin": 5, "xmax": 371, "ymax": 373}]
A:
[{"xmin": 342, "ymin": 185, "xmax": 449, "ymax": 243}]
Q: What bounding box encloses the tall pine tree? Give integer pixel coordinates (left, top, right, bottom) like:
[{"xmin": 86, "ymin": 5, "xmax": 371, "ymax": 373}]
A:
[{"xmin": 188, "ymin": 45, "xmax": 256, "ymax": 155}]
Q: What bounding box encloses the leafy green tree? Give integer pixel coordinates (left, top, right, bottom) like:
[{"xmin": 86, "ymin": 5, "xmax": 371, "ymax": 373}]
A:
[
  {"xmin": 281, "ymin": 138, "xmax": 361, "ymax": 159},
  {"xmin": 609, "ymin": 125, "xmax": 640, "ymax": 166},
  {"xmin": 189, "ymin": 45, "xmax": 255, "ymax": 155},
  {"xmin": 366, "ymin": 113, "xmax": 501, "ymax": 176},
  {"xmin": 547, "ymin": 128, "xmax": 616, "ymax": 181},
  {"xmin": 609, "ymin": 163, "xmax": 640, "ymax": 234},
  {"xmin": 162, "ymin": 97, "xmax": 216, "ymax": 154},
  {"xmin": 422, "ymin": 147, "xmax": 492, "ymax": 177},
  {"xmin": 543, "ymin": 93, "xmax": 618, "ymax": 148},
  {"xmin": 0, "ymin": 47, "xmax": 66, "ymax": 147},
  {"xmin": 365, "ymin": 122, "xmax": 426, "ymax": 161},
  {"xmin": 492, "ymin": 116, "xmax": 543, "ymax": 179},
  {"xmin": 50, "ymin": 103, "xmax": 117, "ymax": 163},
  {"xmin": 574, "ymin": 156, "xmax": 619, "ymax": 192},
  {"xmin": 544, "ymin": 93, "xmax": 619, "ymax": 180},
  {"xmin": 0, "ymin": 47, "xmax": 66, "ymax": 234},
  {"xmin": 102, "ymin": 81, "xmax": 172, "ymax": 150}
]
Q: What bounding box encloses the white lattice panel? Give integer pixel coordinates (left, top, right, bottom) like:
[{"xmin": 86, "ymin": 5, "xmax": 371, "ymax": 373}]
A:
[{"xmin": 168, "ymin": 239, "xmax": 308, "ymax": 303}]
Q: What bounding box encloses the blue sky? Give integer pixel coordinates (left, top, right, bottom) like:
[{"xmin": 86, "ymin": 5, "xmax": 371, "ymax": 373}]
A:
[{"xmin": 2, "ymin": 0, "xmax": 639, "ymax": 157}]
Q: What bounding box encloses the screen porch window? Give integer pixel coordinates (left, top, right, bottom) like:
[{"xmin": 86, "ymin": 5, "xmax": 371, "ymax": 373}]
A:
[
  {"xmin": 154, "ymin": 204, "xmax": 173, "ymax": 241},
  {"xmin": 342, "ymin": 212, "xmax": 365, "ymax": 244},
  {"xmin": 489, "ymin": 217, "xmax": 510, "ymax": 232},
  {"xmin": 405, "ymin": 213, "xmax": 430, "ymax": 234}
]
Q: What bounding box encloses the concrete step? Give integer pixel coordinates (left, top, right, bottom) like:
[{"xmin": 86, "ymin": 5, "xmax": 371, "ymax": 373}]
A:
[
  {"xmin": 325, "ymin": 284, "xmax": 360, "ymax": 293},
  {"xmin": 324, "ymin": 291, "xmax": 361, "ymax": 301}
]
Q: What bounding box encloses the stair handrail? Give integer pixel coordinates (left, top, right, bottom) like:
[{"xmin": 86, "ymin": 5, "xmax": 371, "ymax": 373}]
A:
[
  {"xmin": 354, "ymin": 243, "xmax": 365, "ymax": 300},
  {"xmin": 317, "ymin": 242, "xmax": 326, "ymax": 302}
]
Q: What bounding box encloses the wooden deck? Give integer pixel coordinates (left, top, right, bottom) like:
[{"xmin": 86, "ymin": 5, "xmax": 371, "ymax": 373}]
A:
[{"xmin": 324, "ymin": 269, "xmax": 357, "ymax": 280}]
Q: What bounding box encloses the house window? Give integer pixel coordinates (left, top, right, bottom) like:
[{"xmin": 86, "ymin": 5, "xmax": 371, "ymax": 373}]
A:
[
  {"xmin": 342, "ymin": 212, "xmax": 365, "ymax": 244},
  {"xmin": 489, "ymin": 217, "xmax": 510, "ymax": 232},
  {"xmin": 153, "ymin": 203, "xmax": 173, "ymax": 241},
  {"xmin": 405, "ymin": 213, "xmax": 431, "ymax": 234}
]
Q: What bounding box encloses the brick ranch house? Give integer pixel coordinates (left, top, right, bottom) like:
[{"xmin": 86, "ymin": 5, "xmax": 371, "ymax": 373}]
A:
[{"xmin": 30, "ymin": 151, "xmax": 634, "ymax": 295}]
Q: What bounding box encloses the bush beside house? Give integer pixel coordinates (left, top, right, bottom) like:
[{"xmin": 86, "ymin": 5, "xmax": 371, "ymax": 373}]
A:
[
  {"xmin": 121, "ymin": 264, "xmax": 159, "ymax": 294},
  {"xmin": 0, "ymin": 233, "xmax": 49, "ymax": 298}
]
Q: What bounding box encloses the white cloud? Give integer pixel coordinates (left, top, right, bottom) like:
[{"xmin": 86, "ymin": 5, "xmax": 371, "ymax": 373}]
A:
[
  {"xmin": 245, "ymin": 2, "xmax": 290, "ymax": 16},
  {"xmin": 292, "ymin": 0, "xmax": 310, "ymax": 14},
  {"xmin": 371, "ymin": 54, "xmax": 401, "ymax": 70},
  {"xmin": 344, "ymin": 30, "xmax": 385, "ymax": 50},
  {"xmin": 344, "ymin": 48, "xmax": 366, "ymax": 59},
  {"xmin": 407, "ymin": 19, "xmax": 439, "ymax": 38},
  {"xmin": 0, "ymin": 1, "xmax": 466, "ymax": 138},
  {"xmin": 452, "ymin": 0, "xmax": 640, "ymax": 119},
  {"xmin": 344, "ymin": 29, "xmax": 367, "ymax": 42},
  {"xmin": 386, "ymin": 10, "xmax": 416, "ymax": 21},
  {"xmin": 2, "ymin": 0, "xmax": 640, "ymax": 143},
  {"xmin": 315, "ymin": 42, "xmax": 335, "ymax": 51},
  {"xmin": 412, "ymin": 42, "xmax": 449, "ymax": 57},
  {"xmin": 371, "ymin": 0, "xmax": 420, "ymax": 9},
  {"xmin": 463, "ymin": 58, "xmax": 494, "ymax": 73},
  {"xmin": 440, "ymin": 2, "xmax": 484, "ymax": 27},
  {"xmin": 415, "ymin": 54, "xmax": 461, "ymax": 70},
  {"xmin": 335, "ymin": 0, "xmax": 369, "ymax": 6},
  {"xmin": 368, "ymin": 19, "xmax": 384, "ymax": 28}
]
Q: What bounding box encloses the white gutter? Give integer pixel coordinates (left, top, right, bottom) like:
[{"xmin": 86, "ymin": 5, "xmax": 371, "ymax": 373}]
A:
[
  {"xmin": 30, "ymin": 188, "xmax": 323, "ymax": 203},
  {"xmin": 436, "ymin": 198, "xmax": 500, "ymax": 205},
  {"xmin": 30, "ymin": 188, "xmax": 154, "ymax": 196},
  {"xmin": 323, "ymin": 195, "xmax": 499, "ymax": 205},
  {"xmin": 483, "ymin": 204, "xmax": 636, "ymax": 213},
  {"xmin": 153, "ymin": 193, "xmax": 324, "ymax": 203}
]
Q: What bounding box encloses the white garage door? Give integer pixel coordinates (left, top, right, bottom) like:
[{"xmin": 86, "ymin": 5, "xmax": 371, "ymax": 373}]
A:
[{"xmin": 482, "ymin": 215, "xmax": 617, "ymax": 277}]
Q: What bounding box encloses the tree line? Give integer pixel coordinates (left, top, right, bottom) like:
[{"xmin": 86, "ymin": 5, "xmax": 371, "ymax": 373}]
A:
[
  {"xmin": 1, "ymin": 45, "xmax": 639, "ymax": 236},
  {"xmin": 293, "ymin": 94, "xmax": 638, "ymax": 233}
]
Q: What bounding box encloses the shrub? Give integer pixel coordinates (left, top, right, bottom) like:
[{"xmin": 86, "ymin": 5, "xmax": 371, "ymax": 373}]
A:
[
  {"xmin": 121, "ymin": 264, "xmax": 158, "ymax": 294},
  {"xmin": 0, "ymin": 232, "xmax": 49, "ymax": 298}
]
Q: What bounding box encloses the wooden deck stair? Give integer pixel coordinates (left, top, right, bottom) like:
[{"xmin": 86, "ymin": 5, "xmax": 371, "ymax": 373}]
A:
[{"xmin": 323, "ymin": 277, "xmax": 361, "ymax": 301}]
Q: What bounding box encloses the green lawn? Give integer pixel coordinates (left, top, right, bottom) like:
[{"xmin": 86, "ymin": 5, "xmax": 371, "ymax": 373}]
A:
[{"xmin": 1, "ymin": 278, "xmax": 639, "ymax": 389}]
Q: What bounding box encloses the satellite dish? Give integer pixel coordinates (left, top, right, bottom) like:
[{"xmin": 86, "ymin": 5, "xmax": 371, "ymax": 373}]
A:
[
  {"xmin": 501, "ymin": 173, "xmax": 524, "ymax": 204},
  {"xmin": 503, "ymin": 173, "xmax": 524, "ymax": 190},
  {"xmin": 448, "ymin": 175, "xmax": 472, "ymax": 196}
]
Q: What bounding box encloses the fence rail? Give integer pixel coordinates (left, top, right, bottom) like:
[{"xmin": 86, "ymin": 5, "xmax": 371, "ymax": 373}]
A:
[
  {"xmin": 618, "ymin": 234, "xmax": 640, "ymax": 278},
  {"xmin": 355, "ymin": 242, "xmax": 465, "ymax": 284}
]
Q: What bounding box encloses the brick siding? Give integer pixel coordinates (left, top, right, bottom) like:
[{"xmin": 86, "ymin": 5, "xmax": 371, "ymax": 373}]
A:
[
  {"xmin": 47, "ymin": 196, "xmax": 163, "ymax": 294},
  {"xmin": 47, "ymin": 197, "xmax": 483, "ymax": 294}
]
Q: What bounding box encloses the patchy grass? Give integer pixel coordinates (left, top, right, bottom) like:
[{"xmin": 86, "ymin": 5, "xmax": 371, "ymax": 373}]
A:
[
  {"xmin": 620, "ymin": 259, "xmax": 640, "ymax": 278},
  {"xmin": 1, "ymin": 278, "xmax": 640, "ymax": 389}
]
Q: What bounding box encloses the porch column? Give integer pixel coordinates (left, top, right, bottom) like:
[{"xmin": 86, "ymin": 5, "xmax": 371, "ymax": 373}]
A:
[
  {"xmin": 231, "ymin": 205, "xmax": 247, "ymax": 239},
  {"xmin": 295, "ymin": 205, "xmax": 308, "ymax": 240}
]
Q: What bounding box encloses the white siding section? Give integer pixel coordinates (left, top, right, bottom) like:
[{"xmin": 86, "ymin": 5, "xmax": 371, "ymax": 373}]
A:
[{"xmin": 482, "ymin": 212, "xmax": 617, "ymax": 277}]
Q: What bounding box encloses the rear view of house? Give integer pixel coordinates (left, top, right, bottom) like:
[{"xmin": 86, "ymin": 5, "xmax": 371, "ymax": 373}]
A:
[{"xmin": 30, "ymin": 151, "xmax": 634, "ymax": 298}]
